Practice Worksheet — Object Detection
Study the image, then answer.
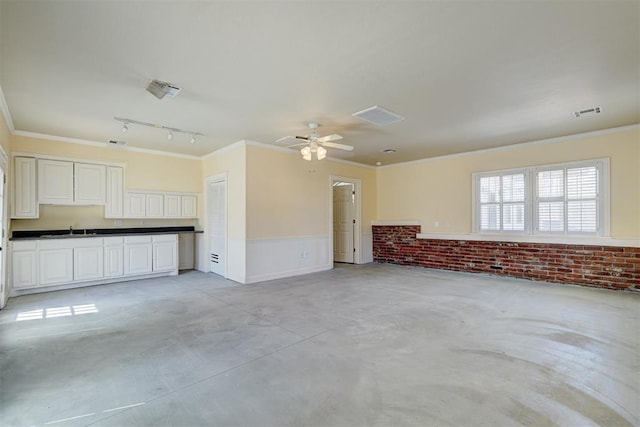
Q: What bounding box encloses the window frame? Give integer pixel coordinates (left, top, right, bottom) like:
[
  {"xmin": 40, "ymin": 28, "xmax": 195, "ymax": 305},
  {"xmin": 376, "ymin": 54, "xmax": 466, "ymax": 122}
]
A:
[
  {"xmin": 472, "ymin": 168, "xmax": 530, "ymax": 234},
  {"xmin": 472, "ymin": 158, "xmax": 610, "ymax": 237}
]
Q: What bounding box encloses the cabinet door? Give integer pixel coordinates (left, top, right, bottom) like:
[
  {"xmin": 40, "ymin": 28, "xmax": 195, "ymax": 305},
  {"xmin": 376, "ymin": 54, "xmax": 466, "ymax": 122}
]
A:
[
  {"xmin": 12, "ymin": 157, "xmax": 38, "ymax": 218},
  {"xmin": 38, "ymin": 159, "xmax": 74, "ymax": 204},
  {"xmin": 146, "ymin": 194, "xmax": 164, "ymax": 217},
  {"xmin": 74, "ymin": 246, "xmax": 104, "ymax": 281},
  {"xmin": 12, "ymin": 251, "xmax": 38, "ymax": 288},
  {"xmin": 181, "ymin": 195, "xmax": 197, "ymax": 218},
  {"xmin": 104, "ymin": 244, "xmax": 124, "ymax": 278},
  {"xmin": 105, "ymin": 167, "xmax": 124, "ymax": 218},
  {"xmin": 153, "ymin": 241, "xmax": 177, "ymax": 272},
  {"xmin": 75, "ymin": 163, "xmax": 106, "ymax": 205},
  {"xmin": 164, "ymin": 194, "xmax": 181, "ymax": 217},
  {"xmin": 124, "ymin": 241, "xmax": 153, "ymax": 275},
  {"xmin": 39, "ymin": 248, "xmax": 74, "ymax": 285},
  {"xmin": 125, "ymin": 192, "xmax": 146, "ymax": 217}
]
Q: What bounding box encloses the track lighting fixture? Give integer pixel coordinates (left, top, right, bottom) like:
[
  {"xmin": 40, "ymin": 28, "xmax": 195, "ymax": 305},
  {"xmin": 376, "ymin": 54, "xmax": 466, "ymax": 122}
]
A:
[{"xmin": 114, "ymin": 117, "xmax": 203, "ymax": 144}]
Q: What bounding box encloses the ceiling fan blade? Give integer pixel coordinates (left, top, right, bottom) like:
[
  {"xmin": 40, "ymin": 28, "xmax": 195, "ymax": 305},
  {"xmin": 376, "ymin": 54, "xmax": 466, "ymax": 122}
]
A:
[
  {"xmin": 286, "ymin": 142, "xmax": 308, "ymax": 148},
  {"xmin": 317, "ymin": 134, "xmax": 343, "ymax": 143},
  {"xmin": 322, "ymin": 141, "xmax": 354, "ymax": 151},
  {"xmin": 275, "ymin": 135, "xmax": 295, "ymax": 144}
]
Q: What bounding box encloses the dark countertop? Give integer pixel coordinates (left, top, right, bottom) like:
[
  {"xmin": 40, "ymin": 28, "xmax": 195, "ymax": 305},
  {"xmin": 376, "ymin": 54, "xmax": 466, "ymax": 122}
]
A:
[{"xmin": 11, "ymin": 226, "xmax": 203, "ymax": 241}]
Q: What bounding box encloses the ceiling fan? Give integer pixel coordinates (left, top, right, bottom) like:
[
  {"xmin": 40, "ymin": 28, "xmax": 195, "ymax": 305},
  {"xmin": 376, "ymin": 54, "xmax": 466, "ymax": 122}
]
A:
[{"xmin": 276, "ymin": 122, "xmax": 354, "ymax": 161}]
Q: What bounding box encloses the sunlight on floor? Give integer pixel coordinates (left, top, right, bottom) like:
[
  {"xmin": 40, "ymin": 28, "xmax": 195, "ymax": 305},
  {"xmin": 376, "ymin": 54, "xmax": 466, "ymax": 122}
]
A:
[{"xmin": 16, "ymin": 303, "xmax": 98, "ymax": 321}]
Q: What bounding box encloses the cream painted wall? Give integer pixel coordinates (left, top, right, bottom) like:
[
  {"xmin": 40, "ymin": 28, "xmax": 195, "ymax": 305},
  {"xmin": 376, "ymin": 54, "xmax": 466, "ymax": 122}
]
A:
[
  {"xmin": 201, "ymin": 143, "xmax": 246, "ymax": 242},
  {"xmin": 9, "ymin": 133, "xmax": 203, "ymax": 231},
  {"xmin": 201, "ymin": 143, "xmax": 246, "ymax": 281},
  {"xmin": 245, "ymin": 144, "xmax": 376, "ymax": 239},
  {"xmin": 377, "ymin": 127, "xmax": 640, "ymax": 239}
]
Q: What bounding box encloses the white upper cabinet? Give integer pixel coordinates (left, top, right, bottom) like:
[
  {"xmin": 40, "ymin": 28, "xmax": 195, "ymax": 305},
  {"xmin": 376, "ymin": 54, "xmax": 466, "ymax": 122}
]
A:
[
  {"xmin": 146, "ymin": 194, "xmax": 164, "ymax": 217},
  {"xmin": 181, "ymin": 195, "xmax": 197, "ymax": 218},
  {"xmin": 12, "ymin": 156, "xmax": 38, "ymax": 218},
  {"xmin": 125, "ymin": 192, "xmax": 197, "ymax": 219},
  {"xmin": 105, "ymin": 166, "xmax": 124, "ymax": 218},
  {"xmin": 38, "ymin": 159, "xmax": 74, "ymax": 204},
  {"xmin": 125, "ymin": 192, "xmax": 146, "ymax": 217},
  {"xmin": 74, "ymin": 163, "xmax": 106, "ymax": 204},
  {"xmin": 164, "ymin": 194, "xmax": 181, "ymax": 217},
  {"xmin": 37, "ymin": 159, "xmax": 106, "ymax": 205}
]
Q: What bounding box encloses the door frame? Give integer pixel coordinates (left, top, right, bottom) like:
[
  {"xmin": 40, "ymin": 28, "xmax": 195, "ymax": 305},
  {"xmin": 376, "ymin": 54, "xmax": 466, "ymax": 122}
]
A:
[
  {"xmin": 329, "ymin": 175, "xmax": 362, "ymax": 264},
  {"xmin": 205, "ymin": 172, "xmax": 228, "ymax": 278},
  {"xmin": 0, "ymin": 146, "xmax": 8, "ymax": 308}
]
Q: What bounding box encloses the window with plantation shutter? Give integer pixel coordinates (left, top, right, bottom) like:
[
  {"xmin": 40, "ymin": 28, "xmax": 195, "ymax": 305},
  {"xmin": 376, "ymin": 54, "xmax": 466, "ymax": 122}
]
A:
[
  {"xmin": 477, "ymin": 171, "xmax": 527, "ymax": 232},
  {"xmin": 535, "ymin": 164, "xmax": 600, "ymax": 234},
  {"xmin": 473, "ymin": 158, "xmax": 608, "ymax": 237}
]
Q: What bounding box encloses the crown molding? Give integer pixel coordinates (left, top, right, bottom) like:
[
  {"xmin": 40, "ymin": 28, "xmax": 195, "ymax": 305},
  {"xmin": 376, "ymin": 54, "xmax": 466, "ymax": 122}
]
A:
[
  {"xmin": 0, "ymin": 85, "xmax": 15, "ymax": 133},
  {"xmin": 12, "ymin": 130, "xmax": 202, "ymax": 160},
  {"xmin": 379, "ymin": 123, "xmax": 640, "ymax": 169}
]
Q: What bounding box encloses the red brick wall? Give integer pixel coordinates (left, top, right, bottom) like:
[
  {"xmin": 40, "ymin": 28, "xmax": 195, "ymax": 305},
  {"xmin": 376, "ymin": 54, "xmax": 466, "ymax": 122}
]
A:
[{"xmin": 372, "ymin": 225, "xmax": 640, "ymax": 291}]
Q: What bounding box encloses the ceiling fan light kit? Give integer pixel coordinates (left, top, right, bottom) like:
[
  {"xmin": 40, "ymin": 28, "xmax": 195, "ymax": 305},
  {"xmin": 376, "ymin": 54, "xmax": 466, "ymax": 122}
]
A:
[{"xmin": 278, "ymin": 122, "xmax": 353, "ymax": 161}]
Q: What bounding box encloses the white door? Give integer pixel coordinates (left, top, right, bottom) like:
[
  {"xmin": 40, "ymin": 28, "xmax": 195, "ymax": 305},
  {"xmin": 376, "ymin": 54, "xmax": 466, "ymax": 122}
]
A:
[
  {"xmin": 208, "ymin": 179, "xmax": 226, "ymax": 276},
  {"xmin": 333, "ymin": 184, "xmax": 355, "ymax": 263}
]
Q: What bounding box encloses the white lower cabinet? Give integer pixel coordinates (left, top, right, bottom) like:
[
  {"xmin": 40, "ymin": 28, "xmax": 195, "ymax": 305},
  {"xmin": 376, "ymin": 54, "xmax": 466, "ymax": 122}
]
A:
[
  {"xmin": 153, "ymin": 235, "xmax": 178, "ymax": 272},
  {"xmin": 104, "ymin": 237, "xmax": 124, "ymax": 278},
  {"xmin": 11, "ymin": 241, "xmax": 38, "ymax": 289},
  {"xmin": 124, "ymin": 236, "xmax": 153, "ymax": 275},
  {"xmin": 10, "ymin": 234, "xmax": 178, "ymax": 293},
  {"xmin": 74, "ymin": 241, "xmax": 104, "ymax": 281},
  {"xmin": 39, "ymin": 244, "xmax": 74, "ymax": 286}
]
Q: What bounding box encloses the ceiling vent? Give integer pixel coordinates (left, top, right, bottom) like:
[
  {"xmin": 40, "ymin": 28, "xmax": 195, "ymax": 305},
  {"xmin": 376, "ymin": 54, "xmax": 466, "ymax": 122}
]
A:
[
  {"xmin": 108, "ymin": 140, "xmax": 127, "ymax": 147},
  {"xmin": 145, "ymin": 79, "xmax": 181, "ymax": 100},
  {"xmin": 352, "ymin": 105, "xmax": 404, "ymax": 125},
  {"xmin": 573, "ymin": 106, "xmax": 602, "ymax": 118}
]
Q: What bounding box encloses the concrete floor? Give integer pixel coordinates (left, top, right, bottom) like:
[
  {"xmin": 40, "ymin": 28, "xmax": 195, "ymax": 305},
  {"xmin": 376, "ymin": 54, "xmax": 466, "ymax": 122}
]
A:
[{"xmin": 1, "ymin": 264, "xmax": 638, "ymax": 427}]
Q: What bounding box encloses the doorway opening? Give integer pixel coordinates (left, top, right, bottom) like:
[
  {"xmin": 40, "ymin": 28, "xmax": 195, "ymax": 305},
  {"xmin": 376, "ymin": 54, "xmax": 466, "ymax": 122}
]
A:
[
  {"xmin": 330, "ymin": 176, "xmax": 361, "ymax": 265},
  {"xmin": 207, "ymin": 175, "xmax": 227, "ymax": 277}
]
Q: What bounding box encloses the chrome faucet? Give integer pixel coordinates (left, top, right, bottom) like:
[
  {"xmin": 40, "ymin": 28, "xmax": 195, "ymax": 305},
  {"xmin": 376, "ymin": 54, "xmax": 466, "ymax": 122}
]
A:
[{"xmin": 69, "ymin": 226, "xmax": 73, "ymax": 235}]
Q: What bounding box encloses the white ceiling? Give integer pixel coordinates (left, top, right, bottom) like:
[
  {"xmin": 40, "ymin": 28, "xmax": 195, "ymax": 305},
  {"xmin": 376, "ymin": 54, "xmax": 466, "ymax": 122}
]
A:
[{"xmin": 1, "ymin": 1, "xmax": 638, "ymax": 165}]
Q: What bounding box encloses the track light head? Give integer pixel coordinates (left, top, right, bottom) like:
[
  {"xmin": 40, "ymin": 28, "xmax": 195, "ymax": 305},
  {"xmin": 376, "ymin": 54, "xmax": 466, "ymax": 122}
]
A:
[
  {"xmin": 167, "ymin": 131, "xmax": 173, "ymax": 141},
  {"xmin": 190, "ymin": 134, "xmax": 196, "ymax": 144},
  {"xmin": 121, "ymin": 123, "xmax": 128, "ymax": 133}
]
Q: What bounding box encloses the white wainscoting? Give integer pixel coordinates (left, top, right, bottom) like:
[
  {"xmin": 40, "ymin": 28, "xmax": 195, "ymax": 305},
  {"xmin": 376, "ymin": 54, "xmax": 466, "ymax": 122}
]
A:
[
  {"xmin": 227, "ymin": 238, "xmax": 246, "ymax": 284},
  {"xmin": 360, "ymin": 233, "xmax": 373, "ymax": 264},
  {"xmin": 245, "ymin": 235, "xmax": 332, "ymax": 284}
]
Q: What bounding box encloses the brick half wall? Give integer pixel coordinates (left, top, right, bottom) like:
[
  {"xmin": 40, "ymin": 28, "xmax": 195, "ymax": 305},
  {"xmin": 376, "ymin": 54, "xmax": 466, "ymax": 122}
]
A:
[{"xmin": 372, "ymin": 225, "xmax": 640, "ymax": 291}]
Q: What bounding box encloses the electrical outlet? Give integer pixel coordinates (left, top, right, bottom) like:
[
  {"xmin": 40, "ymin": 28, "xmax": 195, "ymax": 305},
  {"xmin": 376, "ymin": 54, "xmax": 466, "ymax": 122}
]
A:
[{"xmin": 114, "ymin": 219, "xmax": 122, "ymax": 226}]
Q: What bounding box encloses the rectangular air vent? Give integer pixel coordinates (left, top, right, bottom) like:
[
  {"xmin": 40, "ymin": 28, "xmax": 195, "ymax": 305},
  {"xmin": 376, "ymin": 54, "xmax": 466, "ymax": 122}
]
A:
[
  {"xmin": 573, "ymin": 106, "xmax": 602, "ymax": 118},
  {"xmin": 145, "ymin": 79, "xmax": 181, "ymax": 100},
  {"xmin": 352, "ymin": 105, "xmax": 404, "ymax": 125}
]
